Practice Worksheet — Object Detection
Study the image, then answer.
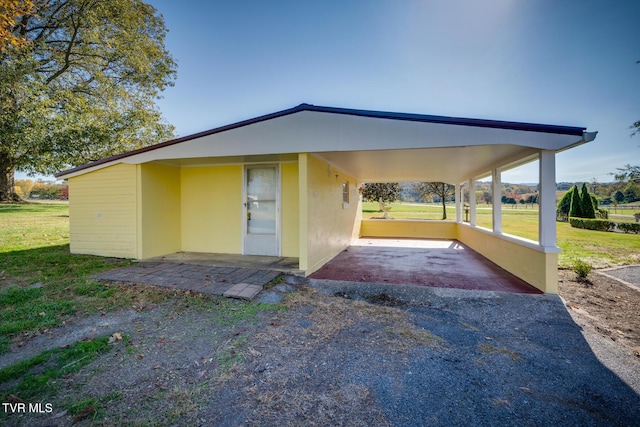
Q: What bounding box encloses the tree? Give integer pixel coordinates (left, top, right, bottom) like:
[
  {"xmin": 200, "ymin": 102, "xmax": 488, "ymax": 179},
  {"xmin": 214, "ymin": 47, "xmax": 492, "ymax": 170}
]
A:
[
  {"xmin": 362, "ymin": 183, "xmax": 400, "ymax": 218},
  {"xmin": 482, "ymin": 191, "xmax": 491, "ymax": 204},
  {"xmin": 0, "ymin": 0, "xmax": 35, "ymax": 51},
  {"xmin": 614, "ymin": 164, "xmax": 640, "ymax": 183},
  {"xmin": 0, "ymin": 0, "xmax": 177, "ymax": 201},
  {"xmin": 557, "ymin": 185, "xmax": 577, "ymax": 219},
  {"xmin": 416, "ymin": 182, "xmax": 455, "ymax": 220},
  {"xmin": 569, "ymin": 185, "xmax": 583, "ymax": 218},
  {"xmin": 624, "ymin": 185, "xmax": 638, "ymax": 202},
  {"xmin": 590, "ymin": 194, "xmax": 603, "ymax": 218},
  {"xmin": 525, "ymin": 194, "xmax": 537, "ymax": 208},
  {"xmin": 613, "ymin": 190, "xmax": 625, "ymax": 203},
  {"xmin": 580, "ymin": 183, "xmax": 596, "ymax": 219}
]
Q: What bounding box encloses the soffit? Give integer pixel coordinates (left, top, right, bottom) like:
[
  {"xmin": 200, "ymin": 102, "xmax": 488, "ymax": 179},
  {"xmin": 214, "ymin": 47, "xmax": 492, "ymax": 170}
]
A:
[{"xmin": 313, "ymin": 145, "xmax": 539, "ymax": 184}]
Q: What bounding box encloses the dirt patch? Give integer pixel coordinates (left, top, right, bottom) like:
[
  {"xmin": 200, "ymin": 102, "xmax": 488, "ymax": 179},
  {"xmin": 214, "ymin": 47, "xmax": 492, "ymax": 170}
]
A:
[
  {"xmin": 334, "ymin": 290, "xmax": 408, "ymax": 307},
  {"xmin": 0, "ymin": 272, "xmax": 27, "ymax": 288},
  {"xmin": 558, "ymin": 269, "xmax": 640, "ymax": 357}
]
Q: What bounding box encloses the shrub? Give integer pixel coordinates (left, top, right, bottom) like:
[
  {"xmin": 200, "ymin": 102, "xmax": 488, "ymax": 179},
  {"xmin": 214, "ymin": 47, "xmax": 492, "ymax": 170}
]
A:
[
  {"xmin": 573, "ymin": 259, "xmax": 592, "ymax": 280},
  {"xmin": 569, "ymin": 218, "xmax": 615, "ymax": 232},
  {"xmin": 580, "ymin": 184, "xmax": 596, "ymax": 219},
  {"xmin": 618, "ymin": 222, "xmax": 640, "ymax": 234},
  {"xmin": 556, "ymin": 187, "xmax": 575, "ymax": 219},
  {"xmin": 569, "ymin": 186, "xmax": 583, "ymax": 218}
]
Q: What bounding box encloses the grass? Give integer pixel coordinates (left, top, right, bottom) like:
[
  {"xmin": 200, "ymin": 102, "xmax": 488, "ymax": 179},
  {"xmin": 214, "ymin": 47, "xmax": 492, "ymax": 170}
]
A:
[
  {"xmin": 217, "ymin": 335, "xmax": 249, "ymax": 373},
  {"xmin": 0, "ymin": 202, "xmax": 173, "ymax": 354},
  {"xmin": 0, "ymin": 336, "xmax": 112, "ymax": 402},
  {"xmin": 212, "ymin": 299, "xmax": 285, "ymax": 326},
  {"xmin": 363, "ymin": 201, "xmax": 640, "ymax": 267}
]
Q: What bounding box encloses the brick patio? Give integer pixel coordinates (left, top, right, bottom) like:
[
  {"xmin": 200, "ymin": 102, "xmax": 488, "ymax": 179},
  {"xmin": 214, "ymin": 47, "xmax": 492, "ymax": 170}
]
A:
[{"xmin": 92, "ymin": 262, "xmax": 281, "ymax": 299}]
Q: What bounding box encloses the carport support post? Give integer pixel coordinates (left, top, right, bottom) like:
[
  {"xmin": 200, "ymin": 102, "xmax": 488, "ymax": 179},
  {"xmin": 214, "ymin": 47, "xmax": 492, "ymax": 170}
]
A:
[
  {"xmin": 468, "ymin": 178, "xmax": 476, "ymax": 226},
  {"xmin": 455, "ymin": 183, "xmax": 462, "ymax": 222},
  {"xmin": 539, "ymin": 150, "xmax": 557, "ymax": 249},
  {"xmin": 492, "ymin": 168, "xmax": 502, "ymax": 233}
]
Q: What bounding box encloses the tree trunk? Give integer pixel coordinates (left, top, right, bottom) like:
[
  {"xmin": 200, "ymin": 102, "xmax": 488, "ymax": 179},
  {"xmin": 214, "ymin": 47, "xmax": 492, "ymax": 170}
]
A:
[
  {"xmin": 441, "ymin": 198, "xmax": 447, "ymax": 220},
  {"xmin": 378, "ymin": 200, "xmax": 390, "ymax": 219},
  {"xmin": 0, "ymin": 153, "xmax": 21, "ymax": 202}
]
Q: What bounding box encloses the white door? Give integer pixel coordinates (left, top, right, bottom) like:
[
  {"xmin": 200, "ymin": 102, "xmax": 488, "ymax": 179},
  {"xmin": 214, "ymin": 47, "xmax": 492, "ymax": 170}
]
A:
[{"xmin": 244, "ymin": 165, "xmax": 279, "ymax": 256}]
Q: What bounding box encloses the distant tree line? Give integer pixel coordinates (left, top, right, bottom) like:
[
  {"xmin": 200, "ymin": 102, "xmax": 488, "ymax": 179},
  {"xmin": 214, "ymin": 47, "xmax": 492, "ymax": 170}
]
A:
[
  {"xmin": 14, "ymin": 179, "xmax": 67, "ymax": 200},
  {"xmin": 365, "ymin": 179, "xmax": 638, "ymax": 217}
]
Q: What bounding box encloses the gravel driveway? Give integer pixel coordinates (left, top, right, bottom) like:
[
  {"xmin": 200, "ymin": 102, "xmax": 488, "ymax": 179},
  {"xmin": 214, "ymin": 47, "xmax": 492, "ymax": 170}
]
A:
[
  {"xmin": 306, "ymin": 280, "xmax": 640, "ymax": 426},
  {"xmin": 3, "ymin": 278, "xmax": 639, "ymax": 426}
]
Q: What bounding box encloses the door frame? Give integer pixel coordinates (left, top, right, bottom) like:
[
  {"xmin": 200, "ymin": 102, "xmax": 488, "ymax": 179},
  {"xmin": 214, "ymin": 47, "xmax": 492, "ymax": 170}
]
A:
[{"xmin": 242, "ymin": 163, "xmax": 281, "ymax": 256}]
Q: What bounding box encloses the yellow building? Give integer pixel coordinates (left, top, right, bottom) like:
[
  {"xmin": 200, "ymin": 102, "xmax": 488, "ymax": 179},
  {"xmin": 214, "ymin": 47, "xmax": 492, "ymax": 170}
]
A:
[{"xmin": 56, "ymin": 104, "xmax": 596, "ymax": 293}]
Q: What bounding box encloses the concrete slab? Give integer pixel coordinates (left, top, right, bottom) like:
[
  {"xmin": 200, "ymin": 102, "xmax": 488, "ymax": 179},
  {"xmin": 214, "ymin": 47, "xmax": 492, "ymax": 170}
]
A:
[
  {"xmin": 144, "ymin": 252, "xmax": 302, "ymax": 275},
  {"xmin": 92, "ymin": 263, "xmax": 279, "ymax": 299},
  {"xmin": 310, "ymin": 238, "xmax": 541, "ymax": 294},
  {"xmin": 223, "ymin": 283, "xmax": 263, "ymax": 300}
]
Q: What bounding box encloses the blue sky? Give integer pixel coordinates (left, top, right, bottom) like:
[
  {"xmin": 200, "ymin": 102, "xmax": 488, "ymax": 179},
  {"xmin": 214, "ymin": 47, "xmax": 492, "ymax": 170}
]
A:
[{"xmin": 25, "ymin": 0, "xmax": 640, "ymax": 184}]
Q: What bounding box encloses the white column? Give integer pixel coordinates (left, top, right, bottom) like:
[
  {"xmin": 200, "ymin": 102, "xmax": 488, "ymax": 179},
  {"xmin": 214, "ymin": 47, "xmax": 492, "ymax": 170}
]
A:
[
  {"xmin": 492, "ymin": 169, "xmax": 502, "ymax": 233},
  {"xmin": 539, "ymin": 150, "xmax": 557, "ymax": 249},
  {"xmin": 468, "ymin": 178, "xmax": 476, "ymax": 226},
  {"xmin": 455, "ymin": 183, "xmax": 462, "ymax": 222}
]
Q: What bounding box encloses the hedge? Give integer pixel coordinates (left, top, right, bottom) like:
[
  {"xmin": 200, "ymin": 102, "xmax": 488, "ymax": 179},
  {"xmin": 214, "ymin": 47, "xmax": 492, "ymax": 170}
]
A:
[
  {"xmin": 618, "ymin": 222, "xmax": 640, "ymax": 234},
  {"xmin": 569, "ymin": 218, "xmax": 640, "ymax": 234}
]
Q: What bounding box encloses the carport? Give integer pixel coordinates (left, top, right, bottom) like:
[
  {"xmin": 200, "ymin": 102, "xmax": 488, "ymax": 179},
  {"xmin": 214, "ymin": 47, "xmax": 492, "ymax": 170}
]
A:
[
  {"xmin": 303, "ymin": 105, "xmax": 597, "ymax": 293},
  {"xmin": 310, "ymin": 238, "xmax": 542, "ymax": 294}
]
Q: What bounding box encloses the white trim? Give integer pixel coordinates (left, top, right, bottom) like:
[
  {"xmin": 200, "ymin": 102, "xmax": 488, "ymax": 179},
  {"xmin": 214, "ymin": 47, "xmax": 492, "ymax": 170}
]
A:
[
  {"xmin": 469, "ymin": 178, "xmax": 477, "ymax": 226},
  {"xmin": 455, "ymin": 183, "xmax": 462, "ymax": 222},
  {"xmin": 492, "ymin": 169, "xmax": 502, "ymax": 234},
  {"xmin": 538, "ymin": 150, "xmax": 557, "ymax": 250},
  {"xmin": 242, "ymin": 163, "xmax": 281, "ymax": 256},
  {"xmin": 58, "ymin": 110, "xmax": 591, "ymax": 181}
]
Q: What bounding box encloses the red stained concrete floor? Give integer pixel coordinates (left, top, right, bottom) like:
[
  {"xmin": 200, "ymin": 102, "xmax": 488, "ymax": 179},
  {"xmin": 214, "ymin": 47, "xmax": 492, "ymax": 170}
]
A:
[{"xmin": 309, "ymin": 238, "xmax": 542, "ymax": 294}]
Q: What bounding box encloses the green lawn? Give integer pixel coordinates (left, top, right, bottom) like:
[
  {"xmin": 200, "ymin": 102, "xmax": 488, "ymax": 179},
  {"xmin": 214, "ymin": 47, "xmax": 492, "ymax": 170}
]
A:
[
  {"xmin": 363, "ymin": 201, "xmax": 640, "ymax": 268},
  {"xmin": 0, "ymin": 202, "xmax": 171, "ymax": 354}
]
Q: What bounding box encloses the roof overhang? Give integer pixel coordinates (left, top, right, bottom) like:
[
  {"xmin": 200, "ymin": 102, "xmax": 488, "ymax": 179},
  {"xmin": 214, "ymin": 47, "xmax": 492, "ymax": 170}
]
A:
[{"xmin": 56, "ymin": 104, "xmax": 595, "ymax": 183}]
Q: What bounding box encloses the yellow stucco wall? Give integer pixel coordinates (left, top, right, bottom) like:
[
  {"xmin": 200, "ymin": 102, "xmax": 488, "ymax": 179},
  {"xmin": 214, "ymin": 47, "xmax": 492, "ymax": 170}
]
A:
[
  {"xmin": 303, "ymin": 154, "xmax": 361, "ymax": 274},
  {"xmin": 180, "ymin": 165, "xmax": 243, "ymax": 254},
  {"xmin": 360, "ymin": 219, "xmax": 457, "ymax": 240},
  {"xmin": 281, "ymin": 163, "xmax": 299, "ymax": 257},
  {"xmin": 139, "ymin": 163, "xmax": 181, "ymax": 259},
  {"xmin": 68, "ymin": 163, "xmax": 138, "ymax": 258},
  {"xmin": 457, "ymin": 224, "xmax": 558, "ymax": 293}
]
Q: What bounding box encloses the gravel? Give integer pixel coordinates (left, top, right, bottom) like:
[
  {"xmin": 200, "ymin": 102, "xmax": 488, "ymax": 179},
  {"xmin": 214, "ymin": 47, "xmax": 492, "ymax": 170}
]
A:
[
  {"xmin": 3, "ymin": 278, "xmax": 640, "ymax": 426},
  {"xmin": 307, "ymin": 279, "xmax": 640, "ymax": 426}
]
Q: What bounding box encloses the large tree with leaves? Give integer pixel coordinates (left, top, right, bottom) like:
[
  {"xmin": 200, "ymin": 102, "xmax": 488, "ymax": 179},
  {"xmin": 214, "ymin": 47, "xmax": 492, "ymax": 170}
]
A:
[
  {"xmin": 416, "ymin": 182, "xmax": 456, "ymax": 220},
  {"xmin": 362, "ymin": 182, "xmax": 400, "ymax": 219},
  {"xmin": 0, "ymin": 0, "xmax": 177, "ymax": 201}
]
